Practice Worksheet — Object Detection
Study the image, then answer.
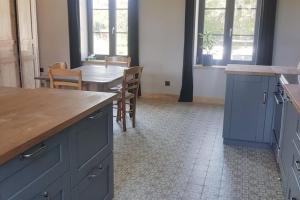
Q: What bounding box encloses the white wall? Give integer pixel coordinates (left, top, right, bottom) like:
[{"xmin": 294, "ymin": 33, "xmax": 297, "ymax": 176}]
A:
[
  {"xmin": 139, "ymin": 0, "xmax": 185, "ymax": 95},
  {"xmin": 36, "ymin": 0, "xmax": 70, "ymax": 70},
  {"xmin": 273, "ymin": 0, "xmax": 300, "ymax": 66}
]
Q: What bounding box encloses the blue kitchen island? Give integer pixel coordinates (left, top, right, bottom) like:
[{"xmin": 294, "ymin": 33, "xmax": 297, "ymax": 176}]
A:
[{"xmin": 0, "ymin": 87, "xmax": 117, "ymax": 200}]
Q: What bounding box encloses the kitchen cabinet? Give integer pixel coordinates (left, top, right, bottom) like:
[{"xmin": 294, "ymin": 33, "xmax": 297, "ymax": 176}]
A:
[
  {"xmin": 279, "ymin": 100, "xmax": 298, "ymax": 192},
  {"xmin": 0, "ymin": 104, "xmax": 113, "ymax": 200},
  {"xmin": 223, "ymin": 74, "xmax": 276, "ymax": 146}
]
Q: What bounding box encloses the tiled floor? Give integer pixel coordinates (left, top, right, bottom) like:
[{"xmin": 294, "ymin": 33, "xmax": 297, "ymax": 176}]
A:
[{"xmin": 113, "ymin": 99, "xmax": 284, "ymax": 200}]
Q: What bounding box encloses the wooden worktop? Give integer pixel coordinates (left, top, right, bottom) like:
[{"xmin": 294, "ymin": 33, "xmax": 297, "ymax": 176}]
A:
[
  {"xmin": 283, "ymin": 84, "xmax": 300, "ymax": 114},
  {"xmin": 0, "ymin": 87, "xmax": 118, "ymax": 165},
  {"xmin": 226, "ymin": 65, "xmax": 300, "ymax": 76}
]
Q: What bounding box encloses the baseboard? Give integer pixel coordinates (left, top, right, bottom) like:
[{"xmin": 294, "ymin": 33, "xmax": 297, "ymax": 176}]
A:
[
  {"xmin": 141, "ymin": 93, "xmax": 225, "ymax": 105},
  {"xmin": 193, "ymin": 96, "xmax": 224, "ymax": 105}
]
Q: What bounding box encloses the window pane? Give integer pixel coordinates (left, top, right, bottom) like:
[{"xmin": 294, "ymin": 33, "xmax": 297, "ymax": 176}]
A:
[
  {"xmin": 94, "ymin": 33, "xmax": 109, "ymax": 55},
  {"xmin": 116, "ymin": 33, "xmax": 128, "ymax": 55},
  {"xmin": 116, "ymin": 0, "xmax": 128, "ymax": 9},
  {"xmin": 116, "ymin": 10, "xmax": 128, "ymax": 32},
  {"xmin": 204, "ymin": 9, "xmax": 226, "ymax": 34},
  {"xmin": 235, "ymin": 0, "xmax": 257, "ymax": 9},
  {"xmin": 233, "ymin": 9, "xmax": 256, "ymax": 35},
  {"xmin": 205, "ymin": 0, "xmax": 226, "ymax": 8},
  {"xmin": 93, "ymin": 0, "xmax": 108, "ymax": 9},
  {"xmin": 93, "ymin": 10, "xmax": 109, "ymax": 32},
  {"xmin": 205, "ymin": 35, "xmax": 224, "ymax": 60},
  {"xmin": 231, "ymin": 36, "xmax": 254, "ymax": 61}
]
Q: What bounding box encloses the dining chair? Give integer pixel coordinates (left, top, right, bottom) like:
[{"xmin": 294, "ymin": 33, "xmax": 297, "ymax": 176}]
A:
[
  {"xmin": 105, "ymin": 56, "xmax": 131, "ymax": 68},
  {"xmin": 49, "ymin": 62, "xmax": 68, "ymax": 70},
  {"xmin": 116, "ymin": 66, "xmax": 143, "ymax": 132},
  {"xmin": 48, "ymin": 68, "xmax": 82, "ymax": 90}
]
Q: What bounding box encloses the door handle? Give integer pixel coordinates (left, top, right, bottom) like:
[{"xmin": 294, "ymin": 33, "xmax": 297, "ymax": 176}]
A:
[{"xmin": 263, "ymin": 92, "xmax": 267, "ymax": 104}]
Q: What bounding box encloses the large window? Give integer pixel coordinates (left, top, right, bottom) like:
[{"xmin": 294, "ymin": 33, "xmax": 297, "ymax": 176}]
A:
[
  {"xmin": 196, "ymin": 0, "xmax": 261, "ymax": 65},
  {"xmin": 88, "ymin": 0, "xmax": 128, "ymax": 58}
]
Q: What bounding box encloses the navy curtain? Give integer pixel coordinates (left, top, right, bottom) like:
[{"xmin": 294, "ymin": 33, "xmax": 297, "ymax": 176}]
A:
[
  {"xmin": 128, "ymin": 0, "xmax": 139, "ymax": 67},
  {"xmin": 68, "ymin": 0, "xmax": 82, "ymax": 69},
  {"xmin": 179, "ymin": 0, "xmax": 195, "ymax": 102},
  {"xmin": 256, "ymin": 0, "xmax": 277, "ymax": 65},
  {"xmin": 128, "ymin": 0, "xmax": 141, "ymax": 95}
]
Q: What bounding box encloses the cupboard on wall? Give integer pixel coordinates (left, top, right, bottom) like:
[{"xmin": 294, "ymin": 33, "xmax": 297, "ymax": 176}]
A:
[{"xmin": 0, "ymin": 0, "xmax": 40, "ymax": 88}]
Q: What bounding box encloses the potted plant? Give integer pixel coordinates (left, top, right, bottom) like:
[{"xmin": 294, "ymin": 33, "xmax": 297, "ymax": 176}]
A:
[{"xmin": 199, "ymin": 31, "xmax": 216, "ymax": 66}]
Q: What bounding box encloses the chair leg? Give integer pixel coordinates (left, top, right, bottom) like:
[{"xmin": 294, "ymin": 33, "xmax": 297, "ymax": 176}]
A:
[
  {"xmin": 122, "ymin": 99, "xmax": 127, "ymax": 132},
  {"xmin": 116, "ymin": 100, "xmax": 121, "ymax": 122},
  {"xmin": 132, "ymin": 98, "xmax": 137, "ymax": 128}
]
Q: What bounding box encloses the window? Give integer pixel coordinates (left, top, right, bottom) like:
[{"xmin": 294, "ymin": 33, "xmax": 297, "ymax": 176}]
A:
[
  {"xmin": 88, "ymin": 0, "xmax": 128, "ymax": 58},
  {"xmin": 196, "ymin": 0, "xmax": 261, "ymax": 65}
]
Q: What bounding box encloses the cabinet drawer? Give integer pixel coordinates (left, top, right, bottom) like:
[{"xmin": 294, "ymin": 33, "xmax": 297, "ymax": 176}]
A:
[
  {"xmin": 72, "ymin": 154, "xmax": 113, "ymax": 200},
  {"xmin": 289, "ymin": 170, "xmax": 300, "ymax": 200},
  {"xmin": 0, "ymin": 133, "xmax": 69, "ymax": 200},
  {"xmin": 70, "ymin": 105, "xmax": 113, "ymax": 186},
  {"xmin": 8, "ymin": 173, "xmax": 70, "ymax": 200},
  {"xmin": 292, "ymin": 140, "xmax": 300, "ymax": 185}
]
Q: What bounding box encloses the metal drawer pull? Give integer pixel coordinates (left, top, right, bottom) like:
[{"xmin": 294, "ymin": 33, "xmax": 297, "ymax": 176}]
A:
[
  {"xmin": 88, "ymin": 164, "xmax": 104, "ymax": 180},
  {"xmin": 42, "ymin": 192, "xmax": 50, "ymax": 200},
  {"xmin": 89, "ymin": 111, "xmax": 104, "ymax": 120},
  {"xmin": 20, "ymin": 143, "xmax": 47, "ymax": 160},
  {"xmin": 295, "ymin": 160, "xmax": 300, "ymax": 171}
]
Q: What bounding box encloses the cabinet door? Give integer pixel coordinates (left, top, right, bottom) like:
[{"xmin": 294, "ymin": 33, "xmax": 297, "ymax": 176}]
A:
[
  {"xmin": 280, "ymin": 101, "xmax": 298, "ymax": 185},
  {"xmin": 288, "ymin": 173, "xmax": 300, "ymax": 200},
  {"xmin": 0, "ymin": 0, "xmax": 21, "ymax": 87},
  {"xmin": 223, "ymin": 75, "xmax": 269, "ymax": 142},
  {"xmin": 16, "ymin": 0, "xmax": 40, "ymax": 88},
  {"xmin": 8, "ymin": 174, "xmax": 70, "ymax": 200},
  {"xmin": 72, "ymin": 155, "xmax": 113, "ymax": 200}
]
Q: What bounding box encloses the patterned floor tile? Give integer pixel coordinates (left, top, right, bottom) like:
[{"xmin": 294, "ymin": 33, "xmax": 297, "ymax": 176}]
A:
[{"xmin": 113, "ymin": 99, "xmax": 284, "ymax": 200}]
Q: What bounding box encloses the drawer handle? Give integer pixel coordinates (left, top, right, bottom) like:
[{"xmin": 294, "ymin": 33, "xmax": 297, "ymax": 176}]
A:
[
  {"xmin": 42, "ymin": 192, "xmax": 50, "ymax": 200},
  {"xmin": 295, "ymin": 160, "xmax": 300, "ymax": 171},
  {"xmin": 263, "ymin": 92, "xmax": 267, "ymax": 104},
  {"xmin": 292, "ymin": 198, "xmax": 297, "ymax": 200},
  {"xmin": 89, "ymin": 111, "xmax": 104, "ymax": 120},
  {"xmin": 88, "ymin": 164, "xmax": 104, "ymax": 180},
  {"xmin": 20, "ymin": 143, "xmax": 47, "ymax": 160}
]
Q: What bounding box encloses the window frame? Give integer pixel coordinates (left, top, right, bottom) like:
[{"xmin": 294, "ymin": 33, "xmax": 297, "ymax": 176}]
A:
[
  {"xmin": 196, "ymin": 0, "xmax": 262, "ymax": 66},
  {"xmin": 87, "ymin": 0, "xmax": 128, "ymax": 59}
]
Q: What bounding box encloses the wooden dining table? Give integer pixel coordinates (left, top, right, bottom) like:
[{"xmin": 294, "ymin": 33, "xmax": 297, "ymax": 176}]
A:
[{"xmin": 35, "ymin": 65, "xmax": 127, "ymax": 92}]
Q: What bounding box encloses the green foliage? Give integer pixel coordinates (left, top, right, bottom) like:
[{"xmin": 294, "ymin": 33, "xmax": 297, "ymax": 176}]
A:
[{"xmin": 199, "ymin": 31, "xmax": 216, "ymax": 54}]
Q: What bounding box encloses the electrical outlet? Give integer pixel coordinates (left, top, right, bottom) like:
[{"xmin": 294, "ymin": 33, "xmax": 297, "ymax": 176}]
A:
[{"xmin": 165, "ymin": 81, "xmax": 171, "ymax": 86}]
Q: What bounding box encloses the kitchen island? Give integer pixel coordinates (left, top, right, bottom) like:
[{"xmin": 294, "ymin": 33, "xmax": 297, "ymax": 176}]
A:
[{"xmin": 0, "ymin": 87, "xmax": 117, "ymax": 200}]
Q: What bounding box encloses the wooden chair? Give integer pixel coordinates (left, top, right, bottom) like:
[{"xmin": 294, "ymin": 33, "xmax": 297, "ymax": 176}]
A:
[
  {"xmin": 116, "ymin": 66, "xmax": 143, "ymax": 132},
  {"xmin": 48, "ymin": 68, "xmax": 82, "ymax": 90},
  {"xmin": 105, "ymin": 56, "xmax": 131, "ymax": 68},
  {"xmin": 49, "ymin": 62, "xmax": 68, "ymax": 70}
]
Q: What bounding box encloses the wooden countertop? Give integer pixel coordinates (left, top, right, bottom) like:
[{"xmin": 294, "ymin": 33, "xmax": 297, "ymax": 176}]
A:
[
  {"xmin": 283, "ymin": 84, "xmax": 300, "ymax": 114},
  {"xmin": 226, "ymin": 65, "xmax": 300, "ymax": 76},
  {"xmin": 0, "ymin": 87, "xmax": 118, "ymax": 165}
]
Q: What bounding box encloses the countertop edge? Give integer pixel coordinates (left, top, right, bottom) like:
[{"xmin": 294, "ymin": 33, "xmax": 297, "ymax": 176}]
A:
[{"xmin": 283, "ymin": 84, "xmax": 300, "ymax": 115}]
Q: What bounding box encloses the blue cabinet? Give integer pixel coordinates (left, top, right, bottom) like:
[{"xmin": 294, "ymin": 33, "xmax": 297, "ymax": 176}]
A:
[
  {"xmin": 0, "ymin": 104, "xmax": 113, "ymax": 200},
  {"xmin": 70, "ymin": 106, "xmax": 113, "ymax": 187},
  {"xmin": 223, "ymin": 74, "xmax": 276, "ymax": 146}
]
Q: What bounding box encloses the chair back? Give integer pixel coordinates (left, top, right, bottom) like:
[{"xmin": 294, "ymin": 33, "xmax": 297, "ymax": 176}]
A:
[
  {"xmin": 121, "ymin": 66, "xmax": 143, "ymax": 97},
  {"xmin": 49, "ymin": 62, "xmax": 68, "ymax": 70},
  {"xmin": 105, "ymin": 56, "xmax": 131, "ymax": 68},
  {"xmin": 48, "ymin": 68, "xmax": 82, "ymax": 90}
]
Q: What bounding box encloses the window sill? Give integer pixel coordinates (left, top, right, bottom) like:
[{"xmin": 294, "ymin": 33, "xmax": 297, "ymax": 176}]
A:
[
  {"xmin": 82, "ymin": 60, "xmax": 105, "ymax": 65},
  {"xmin": 193, "ymin": 65, "xmax": 227, "ymax": 70}
]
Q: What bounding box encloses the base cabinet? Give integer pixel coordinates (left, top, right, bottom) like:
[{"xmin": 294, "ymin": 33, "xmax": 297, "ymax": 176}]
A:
[
  {"xmin": 0, "ymin": 105, "xmax": 113, "ymax": 200},
  {"xmin": 223, "ymin": 74, "xmax": 276, "ymax": 145}
]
